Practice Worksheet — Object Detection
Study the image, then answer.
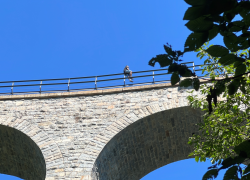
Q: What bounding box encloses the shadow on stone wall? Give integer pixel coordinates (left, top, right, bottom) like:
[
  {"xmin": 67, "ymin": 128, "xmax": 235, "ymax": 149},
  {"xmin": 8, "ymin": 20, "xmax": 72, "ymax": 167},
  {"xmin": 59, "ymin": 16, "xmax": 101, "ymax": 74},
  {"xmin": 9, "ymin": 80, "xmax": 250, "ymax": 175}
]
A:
[
  {"xmin": 0, "ymin": 125, "xmax": 46, "ymax": 180},
  {"xmin": 91, "ymin": 106, "xmax": 203, "ymax": 180}
]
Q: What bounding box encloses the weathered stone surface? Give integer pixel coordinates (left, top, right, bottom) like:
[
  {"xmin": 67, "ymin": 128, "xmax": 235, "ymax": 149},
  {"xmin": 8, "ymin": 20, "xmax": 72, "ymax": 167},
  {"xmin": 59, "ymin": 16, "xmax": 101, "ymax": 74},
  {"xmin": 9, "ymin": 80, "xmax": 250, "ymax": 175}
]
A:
[{"xmin": 0, "ymin": 84, "xmax": 205, "ymax": 180}]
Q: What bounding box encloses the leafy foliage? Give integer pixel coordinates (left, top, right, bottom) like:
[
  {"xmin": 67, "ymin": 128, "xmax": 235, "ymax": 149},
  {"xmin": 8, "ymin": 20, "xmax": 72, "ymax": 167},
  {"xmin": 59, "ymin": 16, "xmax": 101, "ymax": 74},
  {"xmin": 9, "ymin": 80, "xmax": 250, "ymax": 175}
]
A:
[
  {"xmin": 202, "ymin": 169, "xmax": 219, "ymax": 180},
  {"xmin": 187, "ymin": 44, "xmax": 250, "ymax": 179},
  {"xmin": 201, "ymin": 141, "xmax": 250, "ymax": 180},
  {"xmin": 188, "ymin": 44, "xmax": 250, "ymax": 164},
  {"xmin": 206, "ymin": 45, "xmax": 229, "ymax": 57},
  {"xmin": 184, "ymin": 0, "xmax": 250, "ymax": 53},
  {"xmin": 148, "ymin": 1, "xmax": 250, "ymax": 179},
  {"xmin": 149, "ymin": 43, "xmax": 196, "ymax": 88},
  {"xmin": 149, "ymin": 0, "xmax": 250, "ymax": 105},
  {"xmin": 148, "ymin": 43, "xmax": 184, "ymax": 68}
]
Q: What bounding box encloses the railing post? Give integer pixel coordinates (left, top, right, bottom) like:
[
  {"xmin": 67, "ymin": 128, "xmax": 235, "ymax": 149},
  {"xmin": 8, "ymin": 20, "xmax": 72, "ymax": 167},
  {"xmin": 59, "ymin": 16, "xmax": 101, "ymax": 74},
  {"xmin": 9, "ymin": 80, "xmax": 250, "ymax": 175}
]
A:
[
  {"xmin": 153, "ymin": 71, "xmax": 155, "ymax": 84},
  {"xmin": 95, "ymin": 76, "xmax": 97, "ymax": 90},
  {"xmin": 193, "ymin": 62, "xmax": 195, "ymax": 74},
  {"xmin": 40, "ymin": 81, "xmax": 42, "ymax": 94},
  {"xmin": 124, "ymin": 75, "xmax": 126, "ymax": 87},
  {"xmin": 11, "ymin": 82, "xmax": 14, "ymax": 95},
  {"xmin": 68, "ymin": 78, "xmax": 70, "ymax": 92}
]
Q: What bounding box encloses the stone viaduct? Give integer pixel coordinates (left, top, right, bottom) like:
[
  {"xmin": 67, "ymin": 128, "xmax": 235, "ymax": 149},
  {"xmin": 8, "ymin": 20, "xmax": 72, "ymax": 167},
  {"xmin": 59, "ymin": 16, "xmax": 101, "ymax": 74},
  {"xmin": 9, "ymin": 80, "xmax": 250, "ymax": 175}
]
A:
[{"xmin": 0, "ymin": 82, "xmax": 206, "ymax": 180}]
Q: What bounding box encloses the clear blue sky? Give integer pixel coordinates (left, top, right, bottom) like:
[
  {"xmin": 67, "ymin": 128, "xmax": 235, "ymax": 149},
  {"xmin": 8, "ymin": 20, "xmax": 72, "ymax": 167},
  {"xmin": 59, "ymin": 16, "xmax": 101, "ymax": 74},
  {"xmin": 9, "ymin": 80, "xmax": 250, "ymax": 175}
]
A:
[
  {"xmin": 0, "ymin": 0, "xmax": 223, "ymax": 82},
  {"xmin": 0, "ymin": 0, "xmax": 229, "ymax": 180}
]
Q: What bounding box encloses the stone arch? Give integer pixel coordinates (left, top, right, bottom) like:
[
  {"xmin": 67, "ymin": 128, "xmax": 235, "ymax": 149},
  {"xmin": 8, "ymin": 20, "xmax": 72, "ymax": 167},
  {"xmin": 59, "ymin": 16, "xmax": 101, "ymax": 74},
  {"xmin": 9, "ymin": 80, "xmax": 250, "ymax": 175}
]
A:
[
  {"xmin": 70, "ymin": 100, "xmax": 194, "ymax": 178},
  {"xmin": 0, "ymin": 124, "xmax": 46, "ymax": 180},
  {"xmin": 71, "ymin": 102, "xmax": 180, "ymax": 178},
  {"xmin": 91, "ymin": 106, "xmax": 203, "ymax": 180},
  {"xmin": 0, "ymin": 118, "xmax": 65, "ymax": 180}
]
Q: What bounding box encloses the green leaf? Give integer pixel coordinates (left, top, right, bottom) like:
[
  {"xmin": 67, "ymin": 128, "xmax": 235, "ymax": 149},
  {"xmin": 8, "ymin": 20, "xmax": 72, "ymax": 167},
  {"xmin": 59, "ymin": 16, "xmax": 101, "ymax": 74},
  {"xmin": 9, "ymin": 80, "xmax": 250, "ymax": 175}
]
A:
[
  {"xmin": 215, "ymin": 81, "xmax": 226, "ymax": 95},
  {"xmin": 225, "ymin": 75, "xmax": 231, "ymax": 83},
  {"xmin": 228, "ymin": 79, "xmax": 240, "ymax": 95},
  {"xmin": 234, "ymin": 61, "xmax": 243, "ymax": 68},
  {"xmin": 171, "ymin": 71, "xmax": 180, "ymax": 85},
  {"xmin": 202, "ymin": 169, "xmax": 218, "ymax": 180},
  {"xmin": 224, "ymin": 11, "xmax": 236, "ymax": 22},
  {"xmin": 178, "ymin": 65, "xmax": 193, "ymax": 77},
  {"xmin": 223, "ymin": 166, "xmax": 239, "ymax": 180},
  {"xmin": 211, "ymin": 15, "xmax": 224, "ymax": 23},
  {"xmin": 220, "ymin": 156, "xmax": 245, "ymax": 170},
  {"xmin": 184, "ymin": 0, "xmax": 207, "ymax": 6},
  {"xmin": 243, "ymin": 164, "xmax": 250, "ymax": 175},
  {"xmin": 180, "ymin": 78, "xmax": 193, "ymax": 87},
  {"xmin": 208, "ymin": 25, "xmax": 220, "ymax": 41},
  {"xmin": 229, "ymin": 21, "xmax": 245, "ymax": 32},
  {"xmin": 148, "ymin": 54, "xmax": 172, "ymax": 67},
  {"xmin": 239, "ymin": 32, "xmax": 250, "ymax": 39},
  {"xmin": 184, "ymin": 32, "xmax": 208, "ymax": 52},
  {"xmin": 181, "ymin": 69, "xmax": 193, "ymax": 77},
  {"xmin": 239, "ymin": 7, "xmax": 250, "ymax": 26},
  {"xmin": 224, "ymin": 33, "xmax": 240, "ymax": 52},
  {"xmin": 221, "ymin": 157, "xmax": 235, "ymax": 170},
  {"xmin": 183, "ymin": 6, "xmax": 206, "ymax": 20},
  {"xmin": 206, "ymin": 45, "xmax": 229, "ymax": 57},
  {"xmin": 220, "ymin": 24, "xmax": 229, "ymax": 36},
  {"xmin": 235, "ymin": 64, "xmax": 246, "ymax": 76},
  {"xmin": 195, "ymin": 156, "xmax": 199, "ymax": 162},
  {"xmin": 235, "ymin": 156, "xmax": 246, "ymax": 164},
  {"xmin": 193, "ymin": 78, "xmax": 200, "ymax": 91},
  {"xmin": 239, "ymin": 39, "xmax": 250, "ymax": 50},
  {"xmin": 240, "ymin": 83, "xmax": 246, "ymax": 94},
  {"xmin": 226, "ymin": 33, "xmax": 238, "ymax": 43},
  {"xmin": 218, "ymin": 54, "xmax": 237, "ymax": 66},
  {"xmin": 234, "ymin": 140, "xmax": 250, "ymax": 158},
  {"xmin": 208, "ymin": 0, "xmax": 237, "ymax": 15},
  {"xmin": 242, "ymin": 173, "xmax": 250, "ymax": 180},
  {"xmin": 168, "ymin": 63, "xmax": 178, "ymax": 73},
  {"xmin": 236, "ymin": 57, "xmax": 245, "ymax": 63},
  {"xmin": 176, "ymin": 50, "xmax": 184, "ymax": 57},
  {"xmin": 163, "ymin": 44, "xmax": 175, "ymax": 57},
  {"xmin": 185, "ymin": 17, "xmax": 213, "ymax": 33}
]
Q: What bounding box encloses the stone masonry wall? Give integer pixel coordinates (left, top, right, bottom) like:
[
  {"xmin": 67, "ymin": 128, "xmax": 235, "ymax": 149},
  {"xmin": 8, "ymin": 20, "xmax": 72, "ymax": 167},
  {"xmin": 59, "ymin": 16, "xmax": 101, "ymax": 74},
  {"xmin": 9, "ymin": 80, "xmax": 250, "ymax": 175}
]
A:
[{"xmin": 0, "ymin": 83, "xmax": 206, "ymax": 180}]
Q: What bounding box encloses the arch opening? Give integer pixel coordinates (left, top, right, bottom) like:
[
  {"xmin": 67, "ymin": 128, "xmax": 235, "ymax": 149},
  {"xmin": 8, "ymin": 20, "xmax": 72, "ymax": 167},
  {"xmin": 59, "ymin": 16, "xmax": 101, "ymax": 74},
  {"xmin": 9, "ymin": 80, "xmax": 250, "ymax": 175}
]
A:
[
  {"xmin": 0, "ymin": 174, "xmax": 24, "ymax": 180},
  {"xmin": 0, "ymin": 125, "xmax": 46, "ymax": 180},
  {"xmin": 141, "ymin": 158, "xmax": 220, "ymax": 180},
  {"xmin": 92, "ymin": 106, "xmax": 203, "ymax": 180}
]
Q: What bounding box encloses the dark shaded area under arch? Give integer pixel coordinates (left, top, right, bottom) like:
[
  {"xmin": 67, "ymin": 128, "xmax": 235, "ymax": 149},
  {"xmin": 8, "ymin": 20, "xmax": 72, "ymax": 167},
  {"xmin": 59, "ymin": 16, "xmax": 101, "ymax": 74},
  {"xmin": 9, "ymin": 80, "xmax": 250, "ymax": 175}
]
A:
[
  {"xmin": 92, "ymin": 106, "xmax": 203, "ymax": 180},
  {"xmin": 0, "ymin": 125, "xmax": 46, "ymax": 180}
]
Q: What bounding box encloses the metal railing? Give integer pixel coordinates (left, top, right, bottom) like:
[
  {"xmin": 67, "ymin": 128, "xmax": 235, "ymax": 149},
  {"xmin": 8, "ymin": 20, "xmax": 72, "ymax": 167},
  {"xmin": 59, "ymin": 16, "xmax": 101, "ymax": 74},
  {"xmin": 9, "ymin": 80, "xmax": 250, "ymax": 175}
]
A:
[{"xmin": 0, "ymin": 62, "xmax": 224, "ymax": 96}]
